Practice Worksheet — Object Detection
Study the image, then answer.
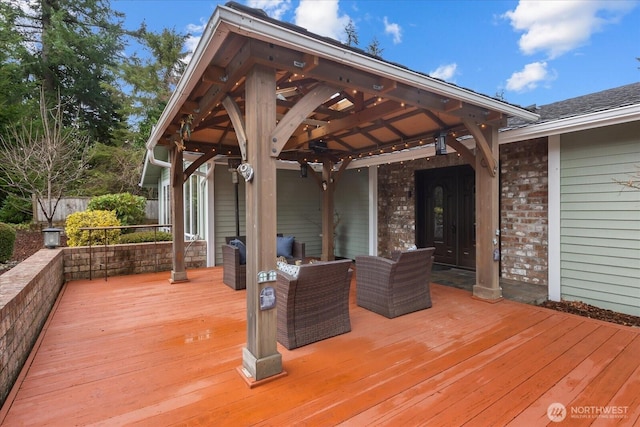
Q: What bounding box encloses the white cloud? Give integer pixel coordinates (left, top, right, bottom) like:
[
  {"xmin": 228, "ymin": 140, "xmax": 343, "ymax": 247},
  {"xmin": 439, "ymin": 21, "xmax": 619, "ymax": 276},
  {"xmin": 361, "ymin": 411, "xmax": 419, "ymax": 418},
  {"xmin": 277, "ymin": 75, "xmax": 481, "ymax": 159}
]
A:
[
  {"xmin": 294, "ymin": 0, "xmax": 350, "ymax": 41},
  {"xmin": 247, "ymin": 0, "xmax": 292, "ymax": 20},
  {"xmin": 429, "ymin": 63, "xmax": 458, "ymax": 82},
  {"xmin": 505, "ymin": 61, "xmax": 555, "ymax": 92},
  {"xmin": 383, "ymin": 16, "xmax": 402, "ymax": 44},
  {"xmin": 182, "ymin": 20, "xmax": 208, "ymax": 63},
  {"xmin": 503, "ymin": 0, "xmax": 635, "ymax": 59}
]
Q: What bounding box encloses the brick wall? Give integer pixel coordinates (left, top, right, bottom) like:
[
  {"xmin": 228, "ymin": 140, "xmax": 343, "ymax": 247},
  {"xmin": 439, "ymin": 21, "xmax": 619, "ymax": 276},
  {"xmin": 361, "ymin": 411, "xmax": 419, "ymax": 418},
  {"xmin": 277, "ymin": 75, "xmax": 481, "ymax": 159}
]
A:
[
  {"xmin": 376, "ymin": 138, "xmax": 548, "ymax": 286},
  {"xmin": 63, "ymin": 240, "xmax": 207, "ymax": 281},
  {"xmin": 377, "ymin": 154, "xmax": 467, "ymax": 257},
  {"xmin": 500, "ymin": 138, "xmax": 548, "ymax": 285},
  {"xmin": 0, "ymin": 249, "xmax": 64, "ymax": 408}
]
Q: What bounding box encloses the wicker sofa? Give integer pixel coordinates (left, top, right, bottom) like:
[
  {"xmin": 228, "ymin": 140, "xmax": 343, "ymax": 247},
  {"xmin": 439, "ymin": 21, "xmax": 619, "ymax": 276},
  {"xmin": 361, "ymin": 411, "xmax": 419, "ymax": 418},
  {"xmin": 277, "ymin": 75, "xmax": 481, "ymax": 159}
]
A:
[
  {"xmin": 222, "ymin": 235, "xmax": 305, "ymax": 290},
  {"xmin": 355, "ymin": 247, "xmax": 436, "ymax": 318},
  {"xmin": 276, "ymin": 259, "xmax": 353, "ymax": 350}
]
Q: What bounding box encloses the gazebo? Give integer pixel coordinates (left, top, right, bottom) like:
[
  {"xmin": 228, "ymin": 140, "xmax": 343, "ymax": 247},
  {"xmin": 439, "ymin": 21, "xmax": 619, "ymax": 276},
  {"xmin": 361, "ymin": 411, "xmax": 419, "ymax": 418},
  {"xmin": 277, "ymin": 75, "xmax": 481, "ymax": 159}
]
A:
[{"xmin": 143, "ymin": 2, "xmax": 538, "ymax": 383}]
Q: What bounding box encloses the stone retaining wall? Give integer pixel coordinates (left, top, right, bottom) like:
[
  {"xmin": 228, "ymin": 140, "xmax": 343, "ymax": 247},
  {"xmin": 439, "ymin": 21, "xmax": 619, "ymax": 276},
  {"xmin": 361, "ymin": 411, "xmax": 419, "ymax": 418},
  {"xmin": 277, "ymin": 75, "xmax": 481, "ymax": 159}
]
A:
[
  {"xmin": 0, "ymin": 249, "xmax": 64, "ymax": 407},
  {"xmin": 63, "ymin": 240, "xmax": 207, "ymax": 281}
]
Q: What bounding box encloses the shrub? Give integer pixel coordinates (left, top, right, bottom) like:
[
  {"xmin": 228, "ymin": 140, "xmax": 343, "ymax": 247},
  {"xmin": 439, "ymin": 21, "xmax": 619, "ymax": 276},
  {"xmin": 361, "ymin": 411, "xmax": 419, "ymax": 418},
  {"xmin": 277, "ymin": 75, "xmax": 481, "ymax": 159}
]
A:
[
  {"xmin": 0, "ymin": 194, "xmax": 32, "ymax": 224},
  {"xmin": 87, "ymin": 193, "xmax": 146, "ymax": 226},
  {"xmin": 118, "ymin": 230, "xmax": 172, "ymax": 244},
  {"xmin": 65, "ymin": 210, "xmax": 121, "ymax": 247},
  {"xmin": 0, "ymin": 222, "xmax": 16, "ymax": 262}
]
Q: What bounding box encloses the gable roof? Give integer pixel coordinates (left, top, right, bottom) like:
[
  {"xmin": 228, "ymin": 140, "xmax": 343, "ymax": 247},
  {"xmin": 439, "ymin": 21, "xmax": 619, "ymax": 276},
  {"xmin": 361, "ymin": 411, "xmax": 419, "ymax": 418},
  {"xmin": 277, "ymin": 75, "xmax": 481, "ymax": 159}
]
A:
[
  {"xmin": 501, "ymin": 82, "xmax": 640, "ymax": 143},
  {"xmin": 142, "ymin": 1, "xmax": 537, "ymax": 170},
  {"xmin": 509, "ymin": 82, "xmax": 640, "ymax": 127}
]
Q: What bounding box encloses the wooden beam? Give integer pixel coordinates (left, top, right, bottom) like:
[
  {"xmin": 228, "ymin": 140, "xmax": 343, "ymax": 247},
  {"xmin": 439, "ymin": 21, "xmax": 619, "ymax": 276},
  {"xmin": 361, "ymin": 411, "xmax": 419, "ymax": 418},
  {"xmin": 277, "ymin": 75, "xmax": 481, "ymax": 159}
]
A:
[
  {"xmin": 332, "ymin": 157, "xmax": 352, "ymax": 184},
  {"xmin": 182, "ymin": 150, "xmax": 217, "ymax": 183},
  {"xmin": 473, "ymin": 125, "xmax": 501, "ymax": 301},
  {"xmin": 242, "ymin": 64, "xmax": 282, "ymax": 382},
  {"xmin": 270, "ymin": 83, "xmax": 339, "ymax": 157},
  {"xmin": 191, "ymin": 40, "xmax": 253, "ymax": 129},
  {"xmin": 463, "ymin": 119, "xmax": 497, "ymax": 177},
  {"xmin": 301, "ymin": 53, "xmax": 319, "ymax": 73},
  {"xmin": 443, "ymin": 99, "xmax": 463, "ymax": 112},
  {"xmin": 169, "ymin": 146, "xmax": 187, "ymax": 283},
  {"xmin": 291, "ymin": 100, "xmax": 405, "ymax": 146},
  {"xmin": 446, "ymin": 138, "xmax": 476, "ymax": 167},
  {"xmin": 373, "ymin": 77, "xmax": 397, "ymax": 94},
  {"xmin": 202, "ymin": 65, "xmax": 228, "ymax": 84},
  {"xmin": 321, "ymin": 160, "xmax": 334, "ymax": 261}
]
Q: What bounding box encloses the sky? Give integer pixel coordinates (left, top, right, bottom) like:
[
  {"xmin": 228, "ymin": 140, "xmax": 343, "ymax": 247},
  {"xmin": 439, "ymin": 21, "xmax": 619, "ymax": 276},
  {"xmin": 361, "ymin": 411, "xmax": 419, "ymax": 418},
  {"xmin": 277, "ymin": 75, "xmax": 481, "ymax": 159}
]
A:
[{"xmin": 112, "ymin": 0, "xmax": 640, "ymax": 108}]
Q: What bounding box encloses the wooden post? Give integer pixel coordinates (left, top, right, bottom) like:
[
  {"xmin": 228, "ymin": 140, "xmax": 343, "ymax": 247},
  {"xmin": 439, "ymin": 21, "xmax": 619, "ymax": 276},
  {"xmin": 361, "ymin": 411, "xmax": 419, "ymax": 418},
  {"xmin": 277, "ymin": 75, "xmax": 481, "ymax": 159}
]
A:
[
  {"xmin": 170, "ymin": 146, "xmax": 188, "ymax": 283},
  {"xmin": 473, "ymin": 125, "xmax": 501, "ymax": 300},
  {"xmin": 321, "ymin": 160, "xmax": 335, "ymax": 261},
  {"xmin": 241, "ymin": 64, "xmax": 282, "ymax": 381}
]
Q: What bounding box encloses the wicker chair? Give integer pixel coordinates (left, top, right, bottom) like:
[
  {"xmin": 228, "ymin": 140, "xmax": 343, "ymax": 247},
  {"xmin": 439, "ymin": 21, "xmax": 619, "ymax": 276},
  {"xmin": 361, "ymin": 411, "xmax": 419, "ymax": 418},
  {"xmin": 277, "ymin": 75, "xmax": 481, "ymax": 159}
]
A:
[
  {"xmin": 222, "ymin": 235, "xmax": 305, "ymax": 290},
  {"xmin": 276, "ymin": 259, "xmax": 353, "ymax": 350},
  {"xmin": 355, "ymin": 247, "xmax": 436, "ymax": 318}
]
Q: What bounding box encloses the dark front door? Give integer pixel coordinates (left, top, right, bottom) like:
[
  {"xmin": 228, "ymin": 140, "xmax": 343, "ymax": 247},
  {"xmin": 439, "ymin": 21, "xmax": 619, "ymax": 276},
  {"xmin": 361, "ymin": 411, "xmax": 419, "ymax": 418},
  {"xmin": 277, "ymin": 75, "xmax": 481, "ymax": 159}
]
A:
[{"xmin": 416, "ymin": 165, "xmax": 475, "ymax": 269}]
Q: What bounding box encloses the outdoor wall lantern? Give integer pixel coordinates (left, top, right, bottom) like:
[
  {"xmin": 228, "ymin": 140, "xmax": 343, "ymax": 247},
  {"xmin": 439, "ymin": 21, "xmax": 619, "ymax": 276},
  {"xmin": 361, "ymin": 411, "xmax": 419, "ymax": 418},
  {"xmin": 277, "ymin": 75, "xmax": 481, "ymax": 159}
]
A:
[
  {"xmin": 322, "ymin": 180, "xmax": 328, "ymax": 191},
  {"xmin": 42, "ymin": 228, "xmax": 62, "ymax": 249},
  {"xmin": 300, "ymin": 163, "xmax": 308, "ymax": 178},
  {"xmin": 228, "ymin": 157, "xmax": 241, "ymax": 184},
  {"xmin": 435, "ymin": 131, "xmax": 447, "ymax": 156}
]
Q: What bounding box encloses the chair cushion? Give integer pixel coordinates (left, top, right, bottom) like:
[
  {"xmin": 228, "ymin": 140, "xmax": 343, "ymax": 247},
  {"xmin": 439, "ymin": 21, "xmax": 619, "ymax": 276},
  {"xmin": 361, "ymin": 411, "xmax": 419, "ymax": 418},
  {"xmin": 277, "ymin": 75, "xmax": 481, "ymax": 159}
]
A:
[
  {"xmin": 276, "ymin": 236, "xmax": 295, "ymax": 258},
  {"xmin": 229, "ymin": 239, "xmax": 246, "ymax": 265},
  {"xmin": 277, "ymin": 260, "xmax": 300, "ymax": 278}
]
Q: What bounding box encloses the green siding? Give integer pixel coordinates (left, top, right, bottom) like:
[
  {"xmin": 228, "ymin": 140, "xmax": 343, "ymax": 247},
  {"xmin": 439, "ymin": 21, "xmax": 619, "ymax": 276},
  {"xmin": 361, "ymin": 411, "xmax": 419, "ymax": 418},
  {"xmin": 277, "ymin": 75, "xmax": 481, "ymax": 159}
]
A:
[
  {"xmin": 213, "ymin": 166, "xmax": 368, "ymax": 263},
  {"xmin": 213, "ymin": 167, "xmax": 322, "ymax": 264},
  {"xmin": 560, "ymin": 121, "xmax": 640, "ymax": 316},
  {"xmin": 213, "ymin": 166, "xmax": 246, "ymax": 264},
  {"xmin": 276, "ymin": 169, "xmax": 323, "ymax": 257},
  {"xmin": 334, "ymin": 168, "xmax": 369, "ymax": 260}
]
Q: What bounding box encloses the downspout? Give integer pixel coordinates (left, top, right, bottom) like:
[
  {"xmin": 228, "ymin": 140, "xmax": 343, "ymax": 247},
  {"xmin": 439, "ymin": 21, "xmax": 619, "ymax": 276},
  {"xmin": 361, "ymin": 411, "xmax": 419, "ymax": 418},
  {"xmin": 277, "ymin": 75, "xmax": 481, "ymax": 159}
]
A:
[{"xmin": 147, "ymin": 140, "xmax": 172, "ymax": 169}]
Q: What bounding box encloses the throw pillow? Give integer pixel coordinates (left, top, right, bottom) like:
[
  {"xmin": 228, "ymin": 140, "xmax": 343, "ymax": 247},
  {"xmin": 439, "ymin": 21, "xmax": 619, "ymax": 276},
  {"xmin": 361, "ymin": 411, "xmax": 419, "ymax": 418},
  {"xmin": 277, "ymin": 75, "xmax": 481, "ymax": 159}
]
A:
[
  {"xmin": 277, "ymin": 261, "xmax": 300, "ymax": 278},
  {"xmin": 229, "ymin": 239, "xmax": 246, "ymax": 265},
  {"xmin": 276, "ymin": 235, "xmax": 295, "ymax": 258}
]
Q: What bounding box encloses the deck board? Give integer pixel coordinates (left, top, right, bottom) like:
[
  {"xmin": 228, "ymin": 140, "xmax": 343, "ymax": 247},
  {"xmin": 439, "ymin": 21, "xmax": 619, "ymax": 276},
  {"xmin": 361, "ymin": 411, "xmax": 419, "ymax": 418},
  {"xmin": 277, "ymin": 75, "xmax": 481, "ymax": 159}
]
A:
[{"xmin": 1, "ymin": 267, "xmax": 638, "ymax": 426}]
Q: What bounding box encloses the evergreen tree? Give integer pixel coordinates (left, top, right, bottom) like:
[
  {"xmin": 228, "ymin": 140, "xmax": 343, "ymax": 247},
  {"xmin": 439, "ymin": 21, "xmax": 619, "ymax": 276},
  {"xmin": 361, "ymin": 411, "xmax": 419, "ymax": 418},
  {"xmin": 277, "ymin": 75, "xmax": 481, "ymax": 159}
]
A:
[
  {"xmin": 366, "ymin": 36, "xmax": 384, "ymax": 57},
  {"xmin": 6, "ymin": 0, "xmax": 127, "ymax": 144},
  {"xmin": 344, "ymin": 19, "xmax": 358, "ymax": 47}
]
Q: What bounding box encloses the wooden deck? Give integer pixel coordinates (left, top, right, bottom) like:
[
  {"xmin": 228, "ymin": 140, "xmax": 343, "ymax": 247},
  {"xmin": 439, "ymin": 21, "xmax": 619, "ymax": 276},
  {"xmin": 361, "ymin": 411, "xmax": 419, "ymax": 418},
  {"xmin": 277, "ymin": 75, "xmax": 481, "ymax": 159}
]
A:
[{"xmin": 1, "ymin": 267, "xmax": 639, "ymax": 426}]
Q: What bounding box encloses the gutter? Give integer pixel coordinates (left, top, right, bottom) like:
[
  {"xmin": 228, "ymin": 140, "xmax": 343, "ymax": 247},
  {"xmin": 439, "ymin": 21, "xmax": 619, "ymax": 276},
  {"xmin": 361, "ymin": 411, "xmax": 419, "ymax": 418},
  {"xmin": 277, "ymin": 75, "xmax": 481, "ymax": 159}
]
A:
[{"xmin": 500, "ymin": 104, "xmax": 640, "ymax": 144}]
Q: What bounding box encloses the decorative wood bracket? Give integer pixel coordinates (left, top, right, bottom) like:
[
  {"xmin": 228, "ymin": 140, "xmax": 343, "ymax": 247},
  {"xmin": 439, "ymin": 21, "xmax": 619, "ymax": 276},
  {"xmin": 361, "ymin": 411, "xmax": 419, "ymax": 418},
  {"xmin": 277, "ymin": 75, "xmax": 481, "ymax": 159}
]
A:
[
  {"xmin": 182, "ymin": 150, "xmax": 216, "ymax": 183},
  {"xmin": 299, "ymin": 156, "xmax": 352, "ymax": 192},
  {"xmin": 463, "ymin": 119, "xmax": 497, "ymax": 177},
  {"xmin": 270, "ymin": 83, "xmax": 339, "ymax": 157},
  {"xmin": 222, "ymin": 96, "xmax": 248, "ymax": 162},
  {"xmin": 446, "ymin": 138, "xmax": 476, "ymax": 168}
]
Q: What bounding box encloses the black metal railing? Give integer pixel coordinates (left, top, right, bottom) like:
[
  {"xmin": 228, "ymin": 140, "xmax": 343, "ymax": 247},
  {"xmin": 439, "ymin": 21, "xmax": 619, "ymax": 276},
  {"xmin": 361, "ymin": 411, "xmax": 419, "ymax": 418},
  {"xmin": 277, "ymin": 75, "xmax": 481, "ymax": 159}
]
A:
[{"xmin": 79, "ymin": 224, "xmax": 173, "ymax": 281}]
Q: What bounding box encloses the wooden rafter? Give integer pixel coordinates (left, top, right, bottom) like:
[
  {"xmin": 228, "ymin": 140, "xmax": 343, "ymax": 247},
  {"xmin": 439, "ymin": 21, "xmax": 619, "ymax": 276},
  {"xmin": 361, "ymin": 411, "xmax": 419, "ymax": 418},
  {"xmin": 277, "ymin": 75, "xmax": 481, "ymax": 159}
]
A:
[
  {"xmin": 290, "ymin": 99, "xmax": 404, "ymax": 146},
  {"xmin": 270, "ymin": 83, "xmax": 339, "ymax": 157}
]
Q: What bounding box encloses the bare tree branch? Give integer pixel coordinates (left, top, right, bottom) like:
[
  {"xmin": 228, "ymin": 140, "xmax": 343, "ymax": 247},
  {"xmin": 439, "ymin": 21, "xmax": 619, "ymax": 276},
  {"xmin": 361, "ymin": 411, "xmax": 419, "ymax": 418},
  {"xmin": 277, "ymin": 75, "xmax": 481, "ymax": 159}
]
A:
[
  {"xmin": 613, "ymin": 165, "xmax": 640, "ymax": 191},
  {"xmin": 0, "ymin": 87, "xmax": 89, "ymax": 227}
]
